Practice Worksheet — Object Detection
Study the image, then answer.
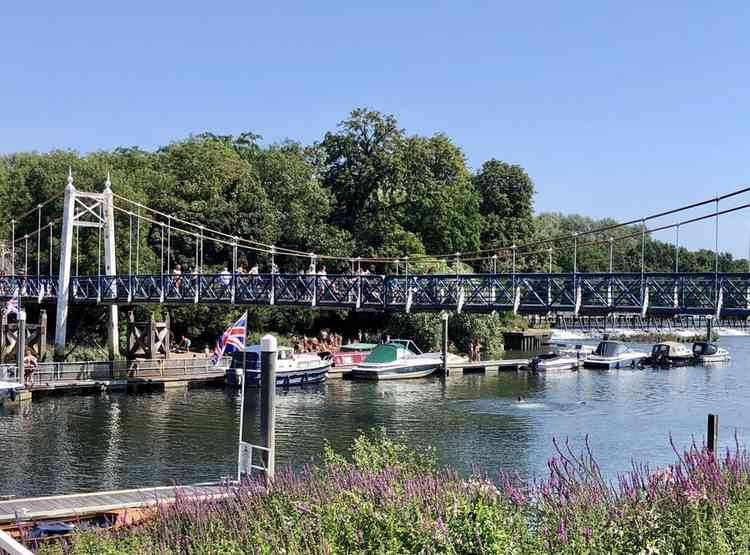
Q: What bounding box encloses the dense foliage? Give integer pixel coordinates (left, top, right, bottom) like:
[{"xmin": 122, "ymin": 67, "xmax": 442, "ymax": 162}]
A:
[
  {"xmin": 1, "ymin": 108, "xmax": 744, "ymax": 354},
  {"xmin": 38, "ymin": 432, "xmax": 750, "ymax": 554}
]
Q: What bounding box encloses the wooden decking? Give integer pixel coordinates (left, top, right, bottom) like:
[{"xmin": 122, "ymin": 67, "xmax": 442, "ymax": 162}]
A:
[{"xmin": 0, "ymin": 483, "xmax": 228, "ymax": 524}]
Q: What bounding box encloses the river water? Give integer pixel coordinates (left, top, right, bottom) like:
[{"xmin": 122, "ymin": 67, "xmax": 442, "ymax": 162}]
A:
[{"xmin": 2, "ymin": 336, "xmax": 749, "ymax": 498}]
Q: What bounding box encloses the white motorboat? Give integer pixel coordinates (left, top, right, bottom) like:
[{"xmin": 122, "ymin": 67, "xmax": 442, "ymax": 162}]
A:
[
  {"xmin": 692, "ymin": 342, "xmax": 730, "ymax": 363},
  {"xmin": 0, "ymin": 380, "xmax": 24, "ymax": 404},
  {"xmin": 350, "ymin": 340, "xmax": 442, "ymax": 380},
  {"xmin": 643, "ymin": 342, "xmax": 694, "ymax": 367},
  {"xmin": 226, "ymin": 345, "xmax": 331, "ymax": 387},
  {"xmin": 583, "ymin": 340, "xmax": 647, "ymax": 369},
  {"xmin": 530, "ymin": 352, "xmax": 581, "ymax": 371}
]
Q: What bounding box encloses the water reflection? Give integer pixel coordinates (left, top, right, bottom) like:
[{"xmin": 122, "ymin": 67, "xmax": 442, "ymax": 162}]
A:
[{"xmin": 1, "ymin": 337, "xmax": 749, "ymax": 497}]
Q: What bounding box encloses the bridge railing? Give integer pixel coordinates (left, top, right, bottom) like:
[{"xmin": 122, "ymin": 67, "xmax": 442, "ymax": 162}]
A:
[{"xmin": 0, "ymin": 272, "xmax": 745, "ymax": 316}]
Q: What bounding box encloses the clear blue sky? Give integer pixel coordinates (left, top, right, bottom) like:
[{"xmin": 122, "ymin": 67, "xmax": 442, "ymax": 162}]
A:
[{"xmin": 2, "ymin": 1, "xmax": 749, "ymax": 257}]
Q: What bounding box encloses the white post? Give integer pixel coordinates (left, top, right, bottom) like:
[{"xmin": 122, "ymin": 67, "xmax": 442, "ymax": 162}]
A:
[
  {"xmin": 103, "ymin": 174, "xmax": 119, "ymax": 359},
  {"xmin": 54, "ymin": 170, "xmax": 76, "ymax": 361}
]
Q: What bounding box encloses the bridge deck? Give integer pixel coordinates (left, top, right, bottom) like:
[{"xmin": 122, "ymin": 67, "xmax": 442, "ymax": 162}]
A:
[{"xmin": 1, "ymin": 272, "xmax": 746, "ymax": 316}]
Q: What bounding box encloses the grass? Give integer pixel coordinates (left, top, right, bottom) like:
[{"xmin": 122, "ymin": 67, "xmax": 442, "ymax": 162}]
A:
[{"xmin": 36, "ymin": 430, "xmax": 750, "ymax": 554}]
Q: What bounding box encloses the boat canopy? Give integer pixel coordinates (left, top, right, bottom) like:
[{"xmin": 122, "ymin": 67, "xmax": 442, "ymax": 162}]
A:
[
  {"xmin": 593, "ymin": 341, "xmax": 628, "ymax": 357},
  {"xmin": 693, "ymin": 342, "xmax": 719, "ymax": 356},
  {"xmin": 652, "ymin": 342, "xmax": 690, "ymax": 357},
  {"xmin": 363, "ymin": 341, "xmax": 422, "ymax": 363}
]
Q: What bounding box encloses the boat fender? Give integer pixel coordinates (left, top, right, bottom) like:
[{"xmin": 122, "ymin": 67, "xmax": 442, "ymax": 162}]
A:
[
  {"xmin": 301, "ymin": 373, "xmax": 308, "ymax": 386},
  {"xmin": 630, "ymin": 360, "xmax": 636, "ymax": 368},
  {"xmin": 9, "ymin": 388, "xmax": 16, "ymax": 401},
  {"xmin": 283, "ymin": 376, "xmax": 290, "ymax": 388}
]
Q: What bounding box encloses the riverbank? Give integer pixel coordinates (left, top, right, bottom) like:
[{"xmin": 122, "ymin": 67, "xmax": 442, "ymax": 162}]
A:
[{"xmin": 36, "ymin": 431, "xmax": 750, "ymax": 554}]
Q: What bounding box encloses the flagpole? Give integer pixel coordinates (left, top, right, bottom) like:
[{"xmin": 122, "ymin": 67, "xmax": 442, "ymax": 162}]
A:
[{"xmin": 236, "ymin": 311, "xmax": 248, "ymax": 483}]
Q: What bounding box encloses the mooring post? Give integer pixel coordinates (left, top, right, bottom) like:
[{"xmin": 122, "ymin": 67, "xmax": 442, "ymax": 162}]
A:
[
  {"xmin": 16, "ymin": 310, "xmax": 26, "ymax": 385},
  {"xmin": 441, "ymin": 312, "xmax": 449, "ymax": 376},
  {"xmin": 0, "ymin": 311, "xmax": 5, "ymax": 365},
  {"xmin": 260, "ymin": 334, "xmax": 277, "ymax": 478},
  {"xmin": 39, "ymin": 309, "xmax": 47, "ymax": 361},
  {"xmin": 707, "ymin": 413, "xmax": 718, "ymax": 456},
  {"xmin": 54, "ymin": 170, "xmax": 76, "ymax": 361}
]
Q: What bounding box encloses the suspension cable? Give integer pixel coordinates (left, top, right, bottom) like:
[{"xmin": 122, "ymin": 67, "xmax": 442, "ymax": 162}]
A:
[{"xmin": 36, "ymin": 205, "xmax": 41, "ymax": 276}]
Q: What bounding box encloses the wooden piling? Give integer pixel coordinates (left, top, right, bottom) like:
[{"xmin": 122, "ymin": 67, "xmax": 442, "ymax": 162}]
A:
[
  {"xmin": 708, "ymin": 414, "xmax": 718, "ymax": 455},
  {"xmin": 16, "ymin": 311, "xmax": 25, "ymax": 385},
  {"xmin": 440, "ymin": 313, "xmax": 449, "ymax": 376}
]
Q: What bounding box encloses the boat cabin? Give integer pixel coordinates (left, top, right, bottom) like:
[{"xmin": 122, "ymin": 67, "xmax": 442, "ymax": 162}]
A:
[
  {"xmin": 651, "ymin": 342, "xmax": 692, "ymax": 358},
  {"xmin": 692, "ymin": 342, "xmax": 720, "ymax": 357},
  {"xmin": 593, "ymin": 341, "xmax": 629, "ymax": 358}
]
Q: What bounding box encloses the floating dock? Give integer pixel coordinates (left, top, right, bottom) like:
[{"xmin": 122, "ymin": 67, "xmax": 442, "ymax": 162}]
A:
[
  {"xmin": 0, "ymin": 483, "xmax": 226, "ymax": 525},
  {"xmin": 449, "ymin": 359, "xmax": 529, "ymax": 373}
]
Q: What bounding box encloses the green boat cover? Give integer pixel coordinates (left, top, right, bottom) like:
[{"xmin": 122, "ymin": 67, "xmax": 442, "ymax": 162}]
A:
[{"xmin": 363, "ymin": 344, "xmax": 402, "ymax": 363}]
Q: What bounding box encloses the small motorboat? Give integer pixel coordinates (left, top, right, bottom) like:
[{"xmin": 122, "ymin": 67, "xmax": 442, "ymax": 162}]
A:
[
  {"xmin": 350, "ymin": 340, "xmax": 442, "ymax": 380},
  {"xmin": 643, "ymin": 342, "xmax": 694, "ymax": 367},
  {"xmin": 583, "ymin": 340, "xmax": 648, "ymax": 369},
  {"xmin": 326, "ymin": 342, "xmax": 376, "ymax": 378},
  {"xmin": 692, "ymin": 342, "xmax": 730, "ymax": 363},
  {"xmin": 226, "ymin": 345, "xmax": 331, "ymax": 387},
  {"xmin": 530, "ymin": 351, "xmax": 582, "ymax": 371},
  {"xmin": 557, "ymin": 344, "xmax": 595, "ymax": 359},
  {"xmin": 0, "ymin": 380, "xmax": 24, "ymax": 404}
]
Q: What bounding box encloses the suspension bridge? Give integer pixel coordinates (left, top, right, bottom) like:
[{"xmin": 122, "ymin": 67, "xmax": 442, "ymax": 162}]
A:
[{"xmin": 1, "ymin": 171, "xmax": 749, "ymax": 360}]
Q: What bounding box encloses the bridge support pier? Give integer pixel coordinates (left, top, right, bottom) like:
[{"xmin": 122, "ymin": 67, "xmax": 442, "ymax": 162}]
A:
[
  {"xmin": 54, "ymin": 172, "xmax": 120, "ymax": 361},
  {"xmin": 102, "ymin": 177, "xmax": 119, "ymax": 360}
]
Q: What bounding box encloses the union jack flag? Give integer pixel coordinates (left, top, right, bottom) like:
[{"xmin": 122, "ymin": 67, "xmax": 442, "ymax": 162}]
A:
[
  {"xmin": 4, "ymin": 288, "xmax": 19, "ymax": 317},
  {"xmin": 211, "ymin": 312, "xmax": 247, "ymax": 367}
]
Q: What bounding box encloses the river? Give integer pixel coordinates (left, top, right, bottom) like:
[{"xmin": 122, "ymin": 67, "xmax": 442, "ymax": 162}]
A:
[{"xmin": 2, "ymin": 336, "xmax": 749, "ymax": 498}]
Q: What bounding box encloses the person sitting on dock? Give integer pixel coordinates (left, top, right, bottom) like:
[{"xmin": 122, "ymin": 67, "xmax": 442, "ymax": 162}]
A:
[
  {"xmin": 178, "ymin": 336, "xmax": 192, "ymax": 352},
  {"xmin": 23, "ymin": 348, "xmax": 37, "ymax": 386}
]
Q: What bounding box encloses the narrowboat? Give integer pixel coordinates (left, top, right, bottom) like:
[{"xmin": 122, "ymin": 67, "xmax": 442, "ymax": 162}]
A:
[{"xmin": 326, "ymin": 342, "xmax": 376, "ymax": 378}]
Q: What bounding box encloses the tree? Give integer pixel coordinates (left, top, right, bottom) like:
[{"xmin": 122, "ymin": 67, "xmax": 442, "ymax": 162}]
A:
[{"xmin": 473, "ymin": 160, "xmax": 535, "ymax": 251}]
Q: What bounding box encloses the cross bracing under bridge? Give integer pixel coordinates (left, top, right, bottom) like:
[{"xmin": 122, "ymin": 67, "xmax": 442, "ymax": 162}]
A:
[
  {"xmin": 0, "ymin": 271, "xmax": 747, "ymax": 318},
  {"xmin": 3, "ymin": 169, "xmax": 750, "ymax": 360}
]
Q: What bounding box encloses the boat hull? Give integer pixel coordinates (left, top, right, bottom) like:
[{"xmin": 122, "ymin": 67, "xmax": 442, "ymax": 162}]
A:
[
  {"xmin": 695, "ymin": 354, "xmax": 730, "ymax": 363},
  {"xmin": 533, "ymin": 358, "xmax": 581, "ymax": 371},
  {"xmin": 350, "ymin": 363, "xmax": 440, "ymax": 380},
  {"xmin": 584, "ymin": 355, "xmax": 645, "ymax": 369},
  {"xmin": 226, "ymin": 363, "xmax": 330, "ymax": 388}
]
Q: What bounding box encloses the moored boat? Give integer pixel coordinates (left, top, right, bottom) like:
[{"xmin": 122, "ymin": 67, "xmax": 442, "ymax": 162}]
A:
[
  {"xmin": 583, "ymin": 340, "xmax": 647, "ymax": 369},
  {"xmin": 530, "ymin": 352, "xmax": 582, "ymax": 371},
  {"xmin": 350, "ymin": 340, "xmax": 442, "ymax": 380},
  {"xmin": 0, "ymin": 380, "xmax": 24, "ymax": 404},
  {"xmin": 326, "ymin": 342, "xmax": 376, "ymax": 378},
  {"xmin": 226, "ymin": 345, "xmax": 331, "ymax": 387},
  {"xmin": 692, "ymin": 342, "xmax": 730, "ymax": 363},
  {"xmin": 643, "ymin": 341, "xmax": 694, "ymax": 367}
]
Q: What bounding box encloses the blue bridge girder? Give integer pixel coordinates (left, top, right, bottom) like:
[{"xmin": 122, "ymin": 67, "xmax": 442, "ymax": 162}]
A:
[{"xmin": 0, "ymin": 272, "xmax": 748, "ymax": 317}]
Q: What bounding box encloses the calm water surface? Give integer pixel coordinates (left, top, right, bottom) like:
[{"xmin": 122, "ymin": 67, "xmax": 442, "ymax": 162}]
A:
[{"xmin": 2, "ymin": 337, "xmax": 749, "ymax": 497}]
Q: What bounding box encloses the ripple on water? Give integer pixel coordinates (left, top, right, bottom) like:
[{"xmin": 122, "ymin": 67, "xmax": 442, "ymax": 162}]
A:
[{"xmin": 2, "ymin": 337, "xmax": 750, "ymax": 496}]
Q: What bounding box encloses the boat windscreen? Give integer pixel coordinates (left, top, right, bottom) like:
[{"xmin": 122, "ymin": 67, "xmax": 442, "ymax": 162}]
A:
[
  {"xmin": 594, "ymin": 341, "xmax": 626, "ymax": 357},
  {"xmin": 693, "ymin": 342, "xmax": 718, "ymax": 356}
]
